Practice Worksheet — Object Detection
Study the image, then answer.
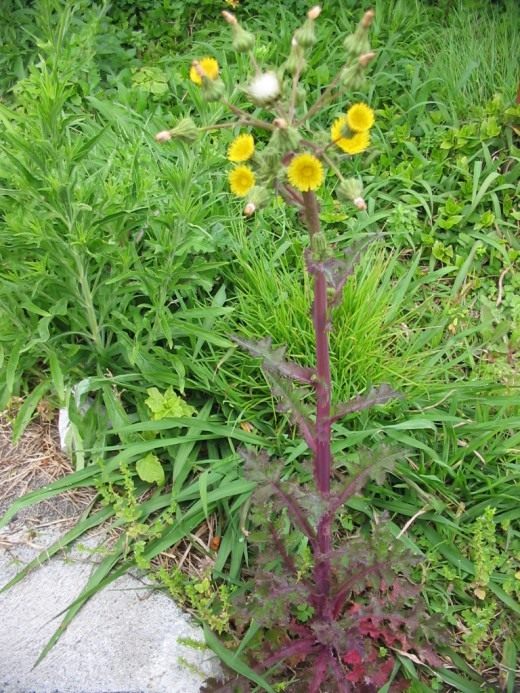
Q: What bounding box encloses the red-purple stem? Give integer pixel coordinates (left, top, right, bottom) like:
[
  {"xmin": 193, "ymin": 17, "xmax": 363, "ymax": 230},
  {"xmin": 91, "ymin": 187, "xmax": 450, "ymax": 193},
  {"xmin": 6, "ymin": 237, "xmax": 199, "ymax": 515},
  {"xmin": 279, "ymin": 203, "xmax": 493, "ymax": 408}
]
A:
[{"xmin": 303, "ymin": 190, "xmax": 333, "ymax": 620}]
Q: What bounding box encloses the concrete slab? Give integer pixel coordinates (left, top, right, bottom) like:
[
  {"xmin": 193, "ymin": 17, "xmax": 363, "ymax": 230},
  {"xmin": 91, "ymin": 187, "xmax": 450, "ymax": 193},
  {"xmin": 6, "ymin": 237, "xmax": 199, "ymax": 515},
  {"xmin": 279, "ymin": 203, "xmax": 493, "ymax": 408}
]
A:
[{"xmin": 0, "ymin": 529, "xmax": 222, "ymax": 693}]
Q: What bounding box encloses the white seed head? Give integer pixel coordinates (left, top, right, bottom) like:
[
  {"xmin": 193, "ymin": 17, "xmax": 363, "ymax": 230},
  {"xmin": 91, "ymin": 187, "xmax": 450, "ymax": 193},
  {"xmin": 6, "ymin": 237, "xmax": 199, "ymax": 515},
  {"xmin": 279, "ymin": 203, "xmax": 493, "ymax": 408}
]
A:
[
  {"xmin": 353, "ymin": 196, "xmax": 367, "ymax": 210},
  {"xmin": 155, "ymin": 130, "xmax": 172, "ymax": 143},
  {"xmin": 244, "ymin": 202, "xmax": 256, "ymax": 216},
  {"xmin": 248, "ymin": 71, "xmax": 280, "ymax": 103},
  {"xmin": 307, "ymin": 5, "xmax": 321, "ymax": 20}
]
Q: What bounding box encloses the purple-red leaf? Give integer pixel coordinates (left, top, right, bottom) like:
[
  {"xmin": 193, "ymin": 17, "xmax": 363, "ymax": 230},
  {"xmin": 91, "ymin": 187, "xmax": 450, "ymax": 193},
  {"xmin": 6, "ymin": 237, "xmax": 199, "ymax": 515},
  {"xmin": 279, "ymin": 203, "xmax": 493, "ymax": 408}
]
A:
[
  {"xmin": 232, "ymin": 335, "xmax": 315, "ymax": 383},
  {"xmin": 267, "ymin": 373, "xmax": 317, "ymax": 452},
  {"xmin": 332, "ymin": 384, "xmax": 401, "ymax": 421}
]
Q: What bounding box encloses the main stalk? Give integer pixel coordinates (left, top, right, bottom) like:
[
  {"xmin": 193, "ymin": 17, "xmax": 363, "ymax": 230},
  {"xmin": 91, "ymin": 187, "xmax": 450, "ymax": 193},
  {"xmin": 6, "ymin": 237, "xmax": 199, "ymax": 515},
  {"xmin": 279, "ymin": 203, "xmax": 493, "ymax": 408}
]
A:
[{"xmin": 303, "ymin": 191, "xmax": 333, "ymax": 619}]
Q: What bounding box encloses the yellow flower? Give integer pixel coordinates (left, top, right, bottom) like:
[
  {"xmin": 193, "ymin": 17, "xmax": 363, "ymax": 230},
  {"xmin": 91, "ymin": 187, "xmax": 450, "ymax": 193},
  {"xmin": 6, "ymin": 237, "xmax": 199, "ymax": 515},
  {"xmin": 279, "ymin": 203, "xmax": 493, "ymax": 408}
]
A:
[
  {"xmin": 346, "ymin": 102, "xmax": 375, "ymax": 132},
  {"xmin": 331, "ymin": 117, "xmax": 370, "ymax": 154},
  {"xmin": 189, "ymin": 57, "xmax": 219, "ymax": 85},
  {"xmin": 287, "ymin": 153, "xmax": 324, "ymax": 192},
  {"xmin": 229, "ymin": 165, "xmax": 255, "ymax": 197},
  {"xmin": 227, "ymin": 134, "xmax": 255, "ymax": 162}
]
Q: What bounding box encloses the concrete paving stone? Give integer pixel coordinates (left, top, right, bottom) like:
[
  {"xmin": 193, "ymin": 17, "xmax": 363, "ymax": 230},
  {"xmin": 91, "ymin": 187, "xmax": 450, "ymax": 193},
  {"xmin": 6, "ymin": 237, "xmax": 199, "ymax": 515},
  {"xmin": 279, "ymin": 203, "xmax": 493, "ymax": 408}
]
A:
[{"xmin": 0, "ymin": 529, "xmax": 222, "ymax": 693}]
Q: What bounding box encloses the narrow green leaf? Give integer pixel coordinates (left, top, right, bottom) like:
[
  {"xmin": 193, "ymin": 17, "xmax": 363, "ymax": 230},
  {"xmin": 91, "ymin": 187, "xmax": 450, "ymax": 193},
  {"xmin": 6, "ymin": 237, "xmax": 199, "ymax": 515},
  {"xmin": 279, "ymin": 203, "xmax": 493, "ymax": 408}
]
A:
[
  {"xmin": 12, "ymin": 381, "xmax": 49, "ymax": 443},
  {"xmin": 203, "ymin": 625, "xmax": 276, "ymax": 693}
]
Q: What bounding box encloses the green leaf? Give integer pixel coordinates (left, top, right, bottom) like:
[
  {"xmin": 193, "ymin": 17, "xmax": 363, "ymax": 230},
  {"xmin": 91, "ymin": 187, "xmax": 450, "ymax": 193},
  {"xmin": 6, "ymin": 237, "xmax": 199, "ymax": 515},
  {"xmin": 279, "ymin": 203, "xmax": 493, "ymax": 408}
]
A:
[
  {"xmin": 203, "ymin": 625, "xmax": 276, "ymax": 693},
  {"xmin": 144, "ymin": 387, "xmax": 196, "ymax": 420},
  {"xmin": 136, "ymin": 453, "xmax": 165, "ymax": 486},
  {"xmin": 12, "ymin": 382, "xmax": 49, "ymax": 443}
]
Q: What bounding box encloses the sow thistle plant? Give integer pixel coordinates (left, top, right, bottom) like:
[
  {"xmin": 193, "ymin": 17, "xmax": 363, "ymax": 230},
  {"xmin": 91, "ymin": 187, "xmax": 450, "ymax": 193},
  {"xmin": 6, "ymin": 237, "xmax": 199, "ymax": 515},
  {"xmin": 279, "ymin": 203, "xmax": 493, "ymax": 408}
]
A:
[{"xmin": 158, "ymin": 6, "xmax": 444, "ymax": 691}]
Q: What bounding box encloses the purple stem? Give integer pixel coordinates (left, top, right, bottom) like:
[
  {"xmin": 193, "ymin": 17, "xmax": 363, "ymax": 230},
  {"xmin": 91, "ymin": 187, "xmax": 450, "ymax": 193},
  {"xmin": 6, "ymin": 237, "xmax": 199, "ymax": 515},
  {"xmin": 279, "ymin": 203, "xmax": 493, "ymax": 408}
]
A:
[{"xmin": 302, "ymin": 190, "xmax": 333, "ymax": 620}]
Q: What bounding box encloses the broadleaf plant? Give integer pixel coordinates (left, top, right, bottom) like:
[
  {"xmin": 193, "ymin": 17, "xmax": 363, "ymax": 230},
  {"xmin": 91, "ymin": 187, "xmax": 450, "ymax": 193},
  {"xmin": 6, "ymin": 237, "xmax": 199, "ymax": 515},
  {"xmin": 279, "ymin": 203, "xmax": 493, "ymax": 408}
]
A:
[{"xmin": 157, "ymin": 5, "xmax": 445, "ymax": 691}]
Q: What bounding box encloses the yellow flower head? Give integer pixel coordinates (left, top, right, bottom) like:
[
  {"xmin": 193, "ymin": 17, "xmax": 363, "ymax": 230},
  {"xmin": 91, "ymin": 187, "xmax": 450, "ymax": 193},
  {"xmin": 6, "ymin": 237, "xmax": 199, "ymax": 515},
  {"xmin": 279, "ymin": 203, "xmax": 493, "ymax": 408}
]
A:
[
  {"xmin": 346, "ymin": 102, "xmax": 375, "ymax": 132},
  {"xmin": 229, "ymin": 165, "xmax": 255, "ymax": 197},
  {"xmin": 227, "ymin": 134, "xmax": 255, "ymax": 162},
  {"xmin": 331, "ymin": 117, "xmax": 370, "ymax": 154},
  {"xmin": 189, "ymin": 57, "xmax": 219, "ymax": 85},
  {"xmin": 287, "ymin": 153, "xmax": 324, "ymax": 192}
]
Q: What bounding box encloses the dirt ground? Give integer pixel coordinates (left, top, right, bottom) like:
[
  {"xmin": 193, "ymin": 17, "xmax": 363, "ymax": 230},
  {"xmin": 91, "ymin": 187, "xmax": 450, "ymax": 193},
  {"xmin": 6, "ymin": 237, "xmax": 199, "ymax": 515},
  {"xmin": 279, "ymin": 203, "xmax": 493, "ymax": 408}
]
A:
[{"xmin": 0, "ymin": 412, "xmax": 94, "ymax": 533}]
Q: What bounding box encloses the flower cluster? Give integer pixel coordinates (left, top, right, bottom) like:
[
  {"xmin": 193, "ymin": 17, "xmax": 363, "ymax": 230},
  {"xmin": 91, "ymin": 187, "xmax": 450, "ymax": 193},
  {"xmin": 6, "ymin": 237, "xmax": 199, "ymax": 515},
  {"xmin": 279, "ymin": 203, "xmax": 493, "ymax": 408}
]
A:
[{"xmin": 157, "ymin": 5, "xmax": 377, "ymax": 215}]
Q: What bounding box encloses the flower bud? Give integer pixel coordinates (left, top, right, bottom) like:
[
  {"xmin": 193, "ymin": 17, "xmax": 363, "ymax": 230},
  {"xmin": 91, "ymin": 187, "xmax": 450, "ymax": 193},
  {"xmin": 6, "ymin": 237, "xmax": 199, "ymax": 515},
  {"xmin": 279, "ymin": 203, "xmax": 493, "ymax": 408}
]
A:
[
  {"xmin": 307, "ymin": 5, "xmax": 321, "ymax": 20},
  {"xmin": 295, "ymin": 84, "xmax": 307, "ymax": 104},
  {"xmin": 247, "ymin": 71, "xmax": 280, "ymax": 105},
  {"xmin": 222, "ymin": 10, "xmax": 238, "ymax": 25},
  {"xmin": 337, "ymin": 178, "xmax": 366, "ymax": 210},
  {"xmin": 273, "ymin": 117, "xmax": 288, "ymax": 129},
  {"xmin": 168, "ymin": 116, "xmax": 199, "ymax": 141},
  {"xmin": 285, "ymin": 126, "xmax": 301, "ymax": 150},
  {"xmin": 155, "ymin": 130, "xmax": 172, "ymax": 143},
  {"xmin": 359, "ymin": 51, "xmax": 376, "ymax": 67},
  {"xmin": 294, "ymin": 19, "xmax": 317, "ymax": 48},
  {"xmin": 340, "ymin": 63, "xmax": 365, "ymax": 90},
  {"xmin": 201, "ymin": 77, "xmax": 226, "ymax": 102},
  {"xmin": 245, "ymin": 185, "xmax": 269, "ymax": 214},
  {"xmin": 231, "ymin": 23, "xmax": 255, "ymax": 52},
  {"xmin": 343, "ymin": 9, "xmax": 373, "ymax": 58},
  {"xmin": 285, "ymin": 38, "xmax": 306, "ymax": 75},
  {"xmin": 361, "ymin": 9, "xmax": 375, "ymax": 28}
]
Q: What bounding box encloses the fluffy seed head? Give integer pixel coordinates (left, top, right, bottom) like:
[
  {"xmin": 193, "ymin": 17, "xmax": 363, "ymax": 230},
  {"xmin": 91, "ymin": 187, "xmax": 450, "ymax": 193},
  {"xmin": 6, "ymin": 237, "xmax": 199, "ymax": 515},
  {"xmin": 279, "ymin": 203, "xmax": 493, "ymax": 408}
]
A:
[
  {"xmin": 247, "ymin": 72, "xmax": 280, "ymax": 104},
  {"xmin": 307, "ymin": 5, "xmax": 321, "ymax": 20}
]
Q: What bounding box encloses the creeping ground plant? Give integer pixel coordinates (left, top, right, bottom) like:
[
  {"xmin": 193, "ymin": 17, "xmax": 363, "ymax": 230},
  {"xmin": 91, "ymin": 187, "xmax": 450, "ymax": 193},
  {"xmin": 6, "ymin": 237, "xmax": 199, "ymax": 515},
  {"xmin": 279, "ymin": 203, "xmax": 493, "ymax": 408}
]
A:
[{"xmin": 157, "ymin": 6, "xmax": 445, "ymax": 691}]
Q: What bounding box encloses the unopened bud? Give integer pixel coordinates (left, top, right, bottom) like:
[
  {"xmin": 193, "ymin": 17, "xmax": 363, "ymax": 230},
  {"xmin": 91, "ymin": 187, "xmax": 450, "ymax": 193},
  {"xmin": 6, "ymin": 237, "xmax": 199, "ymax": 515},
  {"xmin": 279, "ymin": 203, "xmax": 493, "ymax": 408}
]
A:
[
  {"xmin": 340, "ymin": 63, "xmax": 365, "ymax": 90},
  {"xmin": 359, "ymin": 51, "xmax": 376, "ymax": 67},
  {"xmin": 273, "ymin": 117, "xmax": 288, "ymax": 129},
  {"xmin": 245, "ymin": 185, "xmax": 269, "ymax": 212},
  {"xmin": 286, "ymin": 39, "xmax": 306, "ymax": 75},
  {"xmin": 307, "ymin": 5, "xmax": 321, "ymax": 20},
  {"xmin": 353, "ymin": 196, "xmax": 367, "ymax": 210},
  {"xmin": 169, "ymin": 116, "xmax": 199, "ymax": 141},
  {"xmin": 337, "ymin": 177, "xmax": 364, "ymax": 204},
  {"xmin": 232, "ymin": 23, "xmax": 255, "ymax": 52},
  {"xmin": 155, "ymin": 130, "xmax": 172, "ymax": 143},
  {"xmin": 294, "ymin": 19, "xmax": 317, "ymax": 49},
  {"xmin": 222, "ymin": 10, "xmax": 238, "ymax": 25},
  {"xmin": 201, "ymin": 77, "xmax": 226, "ymax": 102},
  {"xmin": 361, "ymin": 9, "xmax": 375, "ymax": 28}
]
